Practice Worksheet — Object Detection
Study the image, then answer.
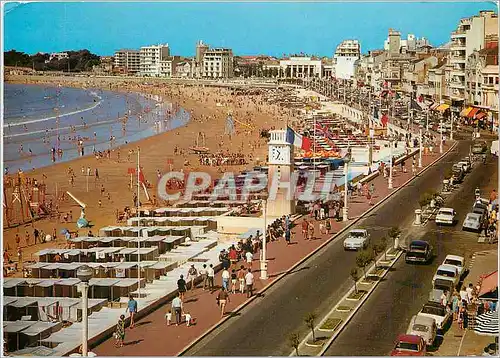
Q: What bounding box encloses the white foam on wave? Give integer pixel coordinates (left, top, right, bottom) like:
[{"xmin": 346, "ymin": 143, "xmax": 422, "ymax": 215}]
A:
[{"xmin": 4, "ymin": 91, "xmax": 103, "ymax": 128}]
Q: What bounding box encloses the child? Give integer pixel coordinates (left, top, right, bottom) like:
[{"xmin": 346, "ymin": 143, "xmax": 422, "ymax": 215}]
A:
[
  {"xmin": 231, "ymin": 269, "xmax": 237, "ymax": 294},
  {"xmin": 184, "ymin": 311, "xmax": 192, "ymax": 327},
  {"xmin": 165, "ymin": 310, "xmax": 172, "ymax": 326},
  {"xmin": 115, "ymin": 314, "xmax": 125, "ymax": 348}
]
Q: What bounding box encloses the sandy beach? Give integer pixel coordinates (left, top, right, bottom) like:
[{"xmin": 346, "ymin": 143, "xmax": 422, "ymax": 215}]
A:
[{"xmin": 3, "ymin": 75, "xmax": 299, "ymax": 265}]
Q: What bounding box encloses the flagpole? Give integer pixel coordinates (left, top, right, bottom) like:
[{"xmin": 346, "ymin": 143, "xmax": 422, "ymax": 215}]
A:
[
  {"xmin": 313, "ymin": 115, "xmax": 317, "ymax": 174},
  {"xmin": 136, "ymin": 147, "xmax": 141, "ymax": 297}
]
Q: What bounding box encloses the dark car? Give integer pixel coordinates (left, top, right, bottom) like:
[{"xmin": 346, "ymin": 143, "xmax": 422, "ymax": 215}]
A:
[
  {"xmin": 451, "ymin": 164, "xmax": 464, "ymax": 183},
  {"xmin": 405, "ymin": 240, "xmax": 433, "ymax": 264}
]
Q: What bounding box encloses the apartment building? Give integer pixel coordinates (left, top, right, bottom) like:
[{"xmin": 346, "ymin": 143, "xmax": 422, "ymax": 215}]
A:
[
  {"xmin": 139, "ymin": 44, "xmax": 170, "ymax": 77},
  {"xmin": 114, "ymin": 49, "xmax": 140, "ymax": 74},
  {"xmin": 201, "ymin": 47, "xmax": 234, "ymax": 78},
  {"xmin": 333, "ymin": 39, "xmax": 361, "ymax": 80}
]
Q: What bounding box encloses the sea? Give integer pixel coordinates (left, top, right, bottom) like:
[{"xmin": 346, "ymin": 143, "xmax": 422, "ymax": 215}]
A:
[{"xmin": 3, "ymin": 83, "xmax": 191, "ymax": 172}]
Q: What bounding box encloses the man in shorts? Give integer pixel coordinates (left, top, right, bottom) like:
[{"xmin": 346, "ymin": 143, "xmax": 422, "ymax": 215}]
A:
[{"xmin": 126, "ymin": 296, "xmax": 137, "ymax": 329}]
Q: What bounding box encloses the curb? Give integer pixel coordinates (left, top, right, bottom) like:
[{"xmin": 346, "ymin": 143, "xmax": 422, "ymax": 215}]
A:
[{"xmin": 177, "ymin": 141, "xmax": 457, "ymax": 356}]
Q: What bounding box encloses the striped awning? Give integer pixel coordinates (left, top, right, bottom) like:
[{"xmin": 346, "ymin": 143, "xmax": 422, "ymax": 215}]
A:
[
  {"xmin": 460, "ymin": 107, "xmax": 473, "ymax": 117},
  {"xmin": 436, "ymin": 104, "xmax": 450, "ymax": 112},
  {"xmin": 476, "ymin": 112, "xmax": 487, "ymax": 120},
  {"xmin": 467, "ymin": 107, "xmax": 480, "ymax": 118},
  {"xmin": 430, "ymin": 103, "xmax": 440, "ymax": 110},
  {"xmin": 474, "ymin": 311, "xmax": 499, "ymax": 336}
]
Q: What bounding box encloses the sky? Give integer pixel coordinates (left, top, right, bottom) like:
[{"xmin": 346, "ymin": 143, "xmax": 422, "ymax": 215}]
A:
[{"xmin": 3, "ymin": 2, "xmax": 498, "ymax": 57}]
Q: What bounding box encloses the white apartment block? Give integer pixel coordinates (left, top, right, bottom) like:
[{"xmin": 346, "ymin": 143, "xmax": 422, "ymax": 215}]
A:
[
  {"xmin": 46, "ymin": 52, "xmax": 69, "ymax": 63},
  {"xmin": 449, "ymin": 10, "xmax": 498, "ymax": 100},
  {"xmin": 333, "ymin": 39, "xmax": 361, "ymax": 80},
  {"xmin": 114, "ymin": 49, "xmax": 140, "ymax": 73},
  {"xmin": 139, "ymin": 44, "xmax": 170, "ymax": 77},
  {"xmin": 280, "ymin": 57, "xmax": 322, "ymax": 78},
  {"xmin": 201, "ymin": 48, "xmax": 234, "ymax": 78}
]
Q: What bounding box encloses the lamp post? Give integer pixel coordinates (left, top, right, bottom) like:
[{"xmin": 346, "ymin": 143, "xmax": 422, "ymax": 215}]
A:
[
  {"xmin": 388, "ymin": 136, "xmax": 394, "ymax": 189},
  {"xmin": 439, "ymin": 117, "xmax": 443, "ymax": 154},
  {"xmin": 260, "ymin": 198, "xmax": 268, "ymax": 280},
  {"xmin": 419, "ymin": 125, "xmax": 423, "ymax": 168},
  {"xmin": 450, "ymin": 113, "xmax": 454, "ymax": 141},
  {"xmin": 77, "ymin": 265, "xmax": 93, "ymax": 357},
  {"xmin": 426, "ymin": 109, "xmax": 429, "ymax": 132},
  {"xmin": 343, "ymin": 147, "xmax": 352, "ymax": 222}
]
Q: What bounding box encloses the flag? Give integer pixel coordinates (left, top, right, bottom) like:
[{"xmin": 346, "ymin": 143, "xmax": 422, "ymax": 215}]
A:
[
  {"xmin": 418, "ymin": 95, "xmax": 424, "ymax": 103},
  {"xmin": 286, "ymin": 126, "xmax": 312, "ymax": 151},
  {"xmin": 381, "ymin": 114, "xmax": 389, "ymax": 127},
  {"xmin": 138, "ymin": 168, "xmax": 146, "ymax": 184}
]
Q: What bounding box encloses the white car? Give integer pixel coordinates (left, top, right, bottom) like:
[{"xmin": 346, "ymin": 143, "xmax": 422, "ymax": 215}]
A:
[
  {"xmin": 462, "ymin": 213, "xmax": 482, "ymax": 232},
  {"xmin": 343, "ymin": 229, "xmax": 370, "ymax": 251},
  {"xmin": 432, "ymin": 264, "xmax": 460, "ymax": 288},
  {"xmin": 457, "ymin": 161, "xmax": 471, "ymax": 173},
  {"xmin": 406, "ymin": 315, "xmax": 437, "ymax": 346},
  {"xmin": 435, "ymin": 208, "xmax": 456, "ymax": 225},
  {"xmin": 442, "ymin": 255, "xmax": 466, "ymax": 278},
  {"xmin": 418, "ymin": 301, "xmax": 452, "ymax": 330}
]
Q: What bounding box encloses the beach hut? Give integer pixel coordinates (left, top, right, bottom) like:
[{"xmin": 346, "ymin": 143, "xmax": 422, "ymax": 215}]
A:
[
  {"xmin": 54, "ymin": 278, "xmax": 81, "ymax": 298},
  {"xmin": 99, "ymin": 226, "xmax": 123, "ymax": 237},
  {"xmin": 89, "ymin": 278, "xmax": 121, "ymax": 300},
  {"xmin": 7, "ymin": 297, "xmax": 39, "ymax": 320},
  {"xmin": 4, "ymin": 321, "xmax": 37, "ymax": 352},
  {"xmin": 33, "ymin": 279, "xmax": 58, "ymax": 297},
  {"xmin": 20, "ymin": 321, "xmax": 62, "ymax": 351}
]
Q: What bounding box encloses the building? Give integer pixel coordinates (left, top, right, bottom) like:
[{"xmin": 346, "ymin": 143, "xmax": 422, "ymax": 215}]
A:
[
  {"xmin": 201, "ymin": 47, "xmax": 234, "ymax": 78},
  {"xmin": 279, "ymin": 56, "xmax": 322, "ymax": 78},
  {"xmin": 403, "ymin": 56, "xmax": 439, "ymax": 96},
  {"xmin": 49, "ymin": 52, "xmax": 69, "ymax": 61},
  {"xmin": 114, "ymin": 49, "xmax": 140, "ymax": 74},
  {"xmin": 175, "ymin": 60, "xmax": 194, "ymax": 78},
  {"xmin": 427, "ymin": 59, "xmax": 448, "ymax": 102},
  {"xmin": 139, "ymin": 44, "xmax": 170, "ymax": 77},
  {"xmin": 448, "ymin": 10, "xmax": 498, "ymax": 101},
  {"xmin": 93, "ymin": 56, "xmax": 114, "ymax": 75},
  {"xmin": 195, "ymin": 40, "xmax": 209, "ymax": 77},
  {"xmin": 333, "ymin": 39, "xmax": 361, "ymax": 80},
  {"xmin": 321, "ymin": 58, "xmax": 334, "ymax": 78},
  {"xmin": 384, "ymin": 32, "xmax": 430, "ymax": 54},
  {"xmin": 159, "ymin": 55, "xmax": 182, "ymax": 77}
]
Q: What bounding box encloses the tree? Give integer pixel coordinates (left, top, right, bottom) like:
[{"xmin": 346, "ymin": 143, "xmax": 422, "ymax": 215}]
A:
[
  {"xmin": 388, "ymin": 227, "xmax": 401, "ymax": 250},
  {"xmin": 304, "ymin": 312, "xmax": 317, "ymax": 342},
  {"xmin": 289, "ymin": 332, "xmax": 300, "ymax": 356},
  {"xmin": 380, "ymin": 237, "xmax": 388, "ymax": 260},
  {"xmin": 372, "ymin": 244, "xmax": 382, "ymax": 269},
  {"xmin": 350, "ymin": 268, "xmax": 359, "ymax": 293},
  {"xmin": 356, "ymin": 250, "xmax": 372, "ymax": 279}
]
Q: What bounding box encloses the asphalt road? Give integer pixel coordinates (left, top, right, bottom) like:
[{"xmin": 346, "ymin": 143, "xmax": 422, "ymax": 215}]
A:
[
  {"xmin": 184, "ymin": 140, "xmax": 491, "ymax": 356},
  {"xmin": 325, "ymin": 145, "xmax": 498, "ymax": 356}
]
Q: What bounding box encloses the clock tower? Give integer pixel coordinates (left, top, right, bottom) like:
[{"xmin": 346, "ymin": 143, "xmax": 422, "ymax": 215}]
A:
[{"xmin": 266, "ymin": 129, "xmax": 295, "ymax": 217}]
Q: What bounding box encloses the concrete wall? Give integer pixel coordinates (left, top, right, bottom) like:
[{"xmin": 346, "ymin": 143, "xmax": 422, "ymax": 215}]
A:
[{"xmin": 216, "ymin": 216, "xmax": 266, "ymax": 235}]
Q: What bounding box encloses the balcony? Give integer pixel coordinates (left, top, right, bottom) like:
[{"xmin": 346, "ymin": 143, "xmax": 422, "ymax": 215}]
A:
[
  {"xmin": 450, "ymin": 57, "xmax": 466, "ymax": 64},
  {"xmin": 451, "ymin": 43, "xmax": 466, "ymax": 51},
  {"xmin": 451, "ymin": 30, "xmax": 467, "ymax": 38},
  {"xmin": 450, "ymin": 80, "xmax": 465, "ymax": 89}
]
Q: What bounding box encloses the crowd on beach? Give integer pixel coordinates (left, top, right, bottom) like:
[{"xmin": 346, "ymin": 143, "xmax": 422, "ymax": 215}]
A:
[{"xmin": 198, "ymin": 152, "xmax": 247, "ymax": 166}]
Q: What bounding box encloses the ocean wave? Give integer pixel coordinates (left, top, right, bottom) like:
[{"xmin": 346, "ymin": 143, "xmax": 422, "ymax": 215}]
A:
[{"xmin": 3, "ymin": 91, "xmax": 103, "ymax": 128}]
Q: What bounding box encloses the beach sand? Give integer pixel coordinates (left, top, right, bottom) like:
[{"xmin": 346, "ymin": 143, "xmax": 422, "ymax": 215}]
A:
[{"xmin": 3, "ymin": 75, "xmax": 300, "ymax": 266}]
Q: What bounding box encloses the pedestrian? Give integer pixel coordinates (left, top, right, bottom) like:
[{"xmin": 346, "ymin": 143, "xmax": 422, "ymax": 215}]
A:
[
  {"xmin": 325, "ymin": 218, "xmax": 331, "ymax": 233},
  {"xmin": 126, "ymin": 296, "xmax": 137, "ymax": 329},
  {"xmin": 207, "ymin": 264, "xmax": 215, "ymax": 292},
  {"xmin": 187, "ymin": 264, "xmax": 198, "ymax": 291},
  {"xmin": 221, "ymin": 268, "xmax": 230, "ymax": 291},
  {"xmin": 245, "ymin": 250, "xmax": 253, "ymax": 269},
  {"xmin": 301, "ymin": 219, "xmax": 309, "ymax": 240},
  {"xmin": 308, "ymin": 221, "xmax": 315, "ymax": 240},
  {"xmin": 319, "ymin": 220, "xmax": 326, "ymax": 235},
  {"xmin": 231, "ymin": 269, "xmax": 237, "ymax": 294},
  {"xmin": 367, "ymin": 190, "xmax": 372, "ymax": 206},
  {"xmin": 245, "ymin": 269, "xmax": 254, "ymax": 298},
  {"xmin": 171, "ymin": 294, "xmax": 183, "ymax": 326},
  {"xmin": 451, "ymin": 292, "xmax": 459, "ymax": 321},
  {"xmin": 216, "ymin": 288, "xmax": 230, "ymax": 317},
  {"xmin": 114, "ymin": 314, "xmax": 126, "ymax": 348},
  {"xmin": 465, "ymin": 283, "xmax": 474, "ymax": 303},
  {"xmin": 183, "ymin": 311, "xmax": 192, "ymax": 327},
  {"xmin": 200, "ymin": 264, "xmax": 208, "ymax": 290},
  {"xmin": 177, "ymin": 274, "xmax": 187, "ymax": 300},
  {"xmin": 412, "ymin": 162, "xmax": 416, "ymax": 176},
  {"xmin": 165, "ymin": 310, "xmax": 172, "ymax": 325},
  {"xmin": 285, "ymin": 227, "xmax": 291, "ymax": 245},
  {"xmin": 237, "ymin": 265, "xmax": 246, "ymax": 293}
]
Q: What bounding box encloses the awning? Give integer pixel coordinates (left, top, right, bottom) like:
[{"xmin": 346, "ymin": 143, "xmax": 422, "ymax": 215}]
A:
[
  {"xmin": 467, "ymin": 107, "xmax": 480, "ymax": 118},
  {"xmin": 474, "ymin": 312, "xmax": 499, "ymax": 336},
  {"xmin": 479, "ymin": 270, "xmax": 498, "ymax": 298},
  {"xmin": 430, "ymin": 103, "xmax": 440, "ymax": 110},
  {"xmin": 460, "ymin": 107, "xmax": 473, "ymax": 117},
  {"xmin": 435, "ymin": 104, "xmax": 450, "ymax": 112},
  {"xmin": 476, "ymin": 112, "xmax": 487, "ymax": 120}
]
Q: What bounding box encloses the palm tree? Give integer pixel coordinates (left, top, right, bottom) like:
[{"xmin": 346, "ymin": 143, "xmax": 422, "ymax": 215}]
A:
[
  {"xmin": 304, "ymin": 312, "xmax": 317, "ymax": 342},
  {"xmin": 289, "ymin": 332, "xmax": 300, "ymax": 356}
]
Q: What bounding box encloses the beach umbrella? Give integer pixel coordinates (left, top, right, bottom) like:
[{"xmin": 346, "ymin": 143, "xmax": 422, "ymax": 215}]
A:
[{"xmin": 474, "ymin": 311, "xmax": 499, "ymax": 336}]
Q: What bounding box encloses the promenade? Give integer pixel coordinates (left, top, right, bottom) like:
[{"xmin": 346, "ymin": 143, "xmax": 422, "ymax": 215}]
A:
[{"xmin": 94, "ymin": 142, "xmax": 452, "ymax": 356}]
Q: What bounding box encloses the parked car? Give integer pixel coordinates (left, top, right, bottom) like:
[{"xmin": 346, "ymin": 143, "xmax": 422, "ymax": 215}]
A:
[
  {"xmin": 462, "ymin": 212, "xmax": 483, "ymax": 232},
  {"xmin": 435, "ymin": 207, "xmax": 456, "ymax": 225},
  {"xmin": 390, "ymin": 334, "xmax": 426, "ymax": 356},
  {"xmin": 405, "ymin": 240, "xmax": 433, "ymax": 264},
  {"xmin": 491, "ymin": 140, "xmax": 498, "ymax": 156},
  {"xmin": 432, "ymin": 264, "xmax": 460, "ymax": 288},
  {"xmin": 406, "ymin": 315, "xmax": 437, "ymax": 346},
  {"xmin": 472, "ymin": 206, "xmax": 487, "ymax": 221},
  {"xmin": 442, "ymin": 255, "xmax": 466, "ymax": 278},
  {"xmin": 430, "ymin": 278, "xmax": 454, "ymax": 303},
  {"xmin": 451, "ymin": 164, "xmax": 464, "ymax": 183},
  {"xmin": 472, "ymin": 141, "xmax": 488, "ymax": 154},
  {"xmin": 418, "ymin": 301, "xmax": 452, "ymax": 330},
  {"xmin": 343, "ymin": 229, "xmax": 370, "ymax": 251},
  {"xmin": 457, "ymin": 160, "xmax": 471, "ymax": 173}
]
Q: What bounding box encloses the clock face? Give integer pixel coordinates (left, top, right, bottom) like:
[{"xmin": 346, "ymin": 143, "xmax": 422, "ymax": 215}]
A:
[{"xmin": 269, "ymin": 145, "xmax": 290, "ymax": 164}]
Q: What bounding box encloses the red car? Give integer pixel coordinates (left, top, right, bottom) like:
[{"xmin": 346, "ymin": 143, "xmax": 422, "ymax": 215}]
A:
[{"xmin": 390, "ymin": 334, "xmax": 426, "ymax": 356}]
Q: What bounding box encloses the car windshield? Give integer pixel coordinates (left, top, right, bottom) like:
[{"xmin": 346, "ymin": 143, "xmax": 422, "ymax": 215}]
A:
[
  {"xmin": 437, "ymin": 269, "xmax": 456, "ymax": 278},
  {"xmin": 439, "ymin": 210, "xmax": 453, "ymax": 216},
  {"xmin": 408, "ymin": 252, "xmax": 426, "ymax": 258},
  {"xmin": 412, "ymin": 324, "xmax": 429, "ymax": 332},
  {"xmin": 350, "ymin": 231, "xmax": 365, "ymax": 238},
  {"xmin": 422, "ymin": 306, "xmax": 445, "ymax": 316},
  {"xmin": 467, "ymin": 216, "xmax": 479, "ymax": 222},
  {"xmin": 444, "ymin": 259, "xmax": 462, "ymax": 267},
  {"xmin": 396, "ymin": 342, "xmax": 419, "ymax": 351},
  {"xmin": 409, "ymin": 243, "xmax": 426, "ymax": 251}
]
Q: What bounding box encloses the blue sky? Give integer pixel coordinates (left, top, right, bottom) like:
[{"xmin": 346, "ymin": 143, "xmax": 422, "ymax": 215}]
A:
[{"xmin": 4, "ymin": 2, "xmax": 497, "ymax": 57}]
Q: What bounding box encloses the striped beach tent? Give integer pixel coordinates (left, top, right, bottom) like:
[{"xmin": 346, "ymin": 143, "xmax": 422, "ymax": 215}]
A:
[{"xmin": 474, "ymin": 311, "xmax": 499, "ymax": 336}]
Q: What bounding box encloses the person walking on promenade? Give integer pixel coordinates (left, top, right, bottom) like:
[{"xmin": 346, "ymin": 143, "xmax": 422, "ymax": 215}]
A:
[
  {"xmin": 237, "ymin": 265, "xmax": 246, "ymax": 293},
  {"xmin": 114, "ymin": 314, "xmax": 126, "ymax": 348},
  {"xmin": 126, "ymin": 296, "xmax": 137, "ymax": 329},
  {"xmin": 199, "ymin": 264, "xmax": 208, "ymax": 290},
  {"xmin": 302, "ymin": 219, "xmax": 309, "ymax": 240},
  {"xmin": 177, "ymin": 274, "xmax": 187, "ymax": 300},
  {"xmin": 221, "ymin": 268, "xmax": 230, "ymax": 291},
  {"xmin": 245, "ymin": 269, "xmax": 254, "ymax": 298},
  {"xmin": 230, "ymin": 269, "xmax": 237, "ymax": 294},
  {"xmin": 171, "ymin": 294, "xmax": 183, "ymax": 326},
  {"xmin": 187, "ymin": 264, "xmax": 198, "ymax": 291},
  {"xmin": 245, "ymin": 250, "xmax": 253, "ymax": 270},
  {"xmin": 308, "ymin": 221, "xmax": 315, "ymax": 240},
  {"xmin": 216, "ymin": 288, "xmax": 230, "ymax": 317},
  {"xmin": 207, "ymin": 264, "xmax": 215, "ymax": 292}
]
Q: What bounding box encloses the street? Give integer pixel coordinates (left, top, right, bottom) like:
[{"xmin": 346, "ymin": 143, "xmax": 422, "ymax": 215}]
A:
[{"xmin": 184, "ymin": 140, "xmax": 493, "ymax": 356}]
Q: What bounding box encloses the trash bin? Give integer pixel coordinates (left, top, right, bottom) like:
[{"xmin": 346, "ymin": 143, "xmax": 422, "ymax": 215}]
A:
[{"xmin": 415, "ymin": 209, "xmax": 422, "ymax": 225}]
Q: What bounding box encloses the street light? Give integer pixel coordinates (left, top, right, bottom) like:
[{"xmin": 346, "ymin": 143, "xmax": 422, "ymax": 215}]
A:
[
  {"xmin": 77, "ymin": 265, "xmax": 93, "ymax": 357},
  {"xmin": 419, "ymin": 125, "xmax": 423, "ymax": 168},
  {"xmin": 439, "ymin": 117, "xmax": 444, "ymax": 154},
  {"xmin": 450, "ymin": 114, "xmax": 454, "ymax": 141},
  {"xmin": 343, "ymin": 146, "xmax": 352, "ymax": 222},
  {"xmin": 260, "ymin": 197, "xmax": 268, "ymax": 280},
  {"xmin": 388, "ymin": 135, "xmax": 394, "ymax": 189}
]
